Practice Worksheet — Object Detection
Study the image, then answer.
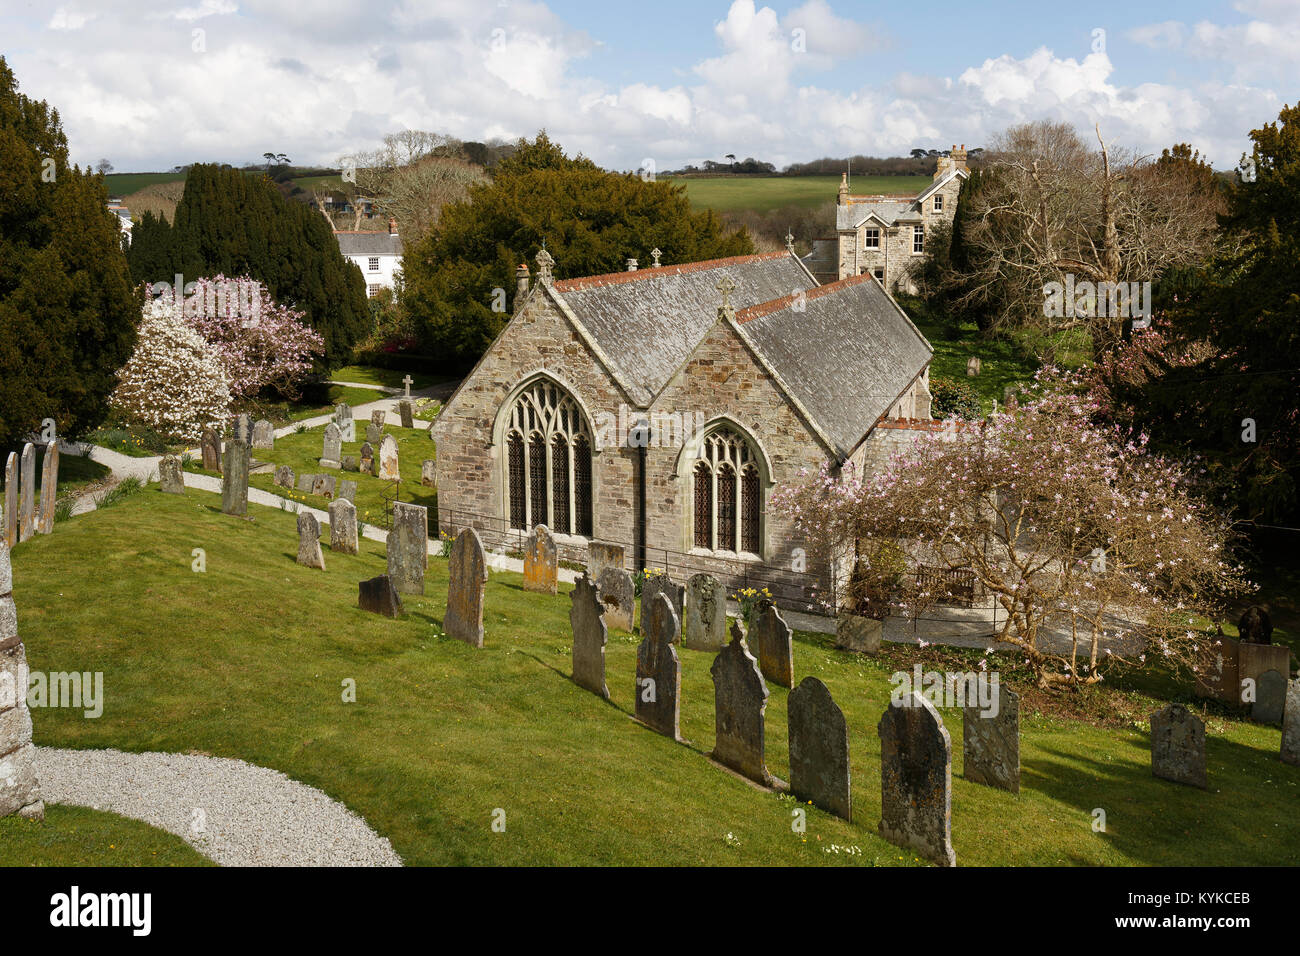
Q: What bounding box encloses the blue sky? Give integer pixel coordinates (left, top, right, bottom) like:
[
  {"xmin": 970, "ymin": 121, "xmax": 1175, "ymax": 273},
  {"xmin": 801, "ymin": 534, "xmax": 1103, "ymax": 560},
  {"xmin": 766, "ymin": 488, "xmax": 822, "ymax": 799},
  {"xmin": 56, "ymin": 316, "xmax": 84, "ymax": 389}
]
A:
[{"xmin": 0, "ymin": 0, "xmax": 1292, "ymax": 172}]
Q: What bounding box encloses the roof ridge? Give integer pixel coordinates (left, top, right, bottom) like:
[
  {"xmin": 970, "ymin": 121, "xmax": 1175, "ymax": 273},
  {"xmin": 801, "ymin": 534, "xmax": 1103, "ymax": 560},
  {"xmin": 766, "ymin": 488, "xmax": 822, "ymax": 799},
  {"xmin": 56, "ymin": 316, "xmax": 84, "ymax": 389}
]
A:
[
  {"xmin": 552, "ymin": 250, "xmax": 791, "ymax": 292},
  {"xmin": 734, "ymin": 271, "xmax": 877, "ymax": 324}
]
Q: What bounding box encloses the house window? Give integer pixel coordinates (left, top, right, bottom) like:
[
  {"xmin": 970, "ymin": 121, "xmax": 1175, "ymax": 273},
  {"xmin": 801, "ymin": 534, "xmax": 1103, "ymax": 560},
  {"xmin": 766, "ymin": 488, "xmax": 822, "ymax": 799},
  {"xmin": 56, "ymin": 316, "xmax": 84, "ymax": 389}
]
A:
[
  {"xmin": 873, "ymin": 268, "xmax": 885, "ymax": 282},
  {"xmin": 368, "ymin": 256, "xmax": 380, "ymax": 272},
  {"xmin": 913, "ymin": 225, "xmax": 924, "ymax": 254},
  {"xmin": 691, "ymin": 425, "xmax": 762, "ymax": 556},
  {"xmin": 367, "ymin": 284, "xmax": 381, "ymax": 298},
  {"xmin": 863, "ymin": 227, "xmax": 880, "ymax": 249},
  {"xmin": 504, "ymin": 378, "xmax": 593, "ymax": 536},
  {"xmin": 933, "ymin": 194, "xmax": 943, "ymax": 213}
]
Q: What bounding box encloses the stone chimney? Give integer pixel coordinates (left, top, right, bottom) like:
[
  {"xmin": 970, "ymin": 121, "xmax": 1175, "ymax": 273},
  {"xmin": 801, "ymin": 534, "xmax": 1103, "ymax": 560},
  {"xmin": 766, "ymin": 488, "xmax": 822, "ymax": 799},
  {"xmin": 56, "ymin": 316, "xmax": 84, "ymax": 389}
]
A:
[
  {"xmin": 952, "ymin": 144, "xmax": 968, "ymax": 170},
  {"xmin": 515, "ymin": 263, "xmax": 530, "ymax": 304},
  {"xmin": 388, "ymin": 217, "xmax": 398, "ymax": 236},
  {"xmin": 625, "ymin": 258, "xmax": 638, "ymax": 272},
  {"xmin": 934, "ymin": 145, "xmax": 958, "ymax": 181},
  {"xmin": 837, "ymin": 172, "xmax": 849, "ymax": 206}
]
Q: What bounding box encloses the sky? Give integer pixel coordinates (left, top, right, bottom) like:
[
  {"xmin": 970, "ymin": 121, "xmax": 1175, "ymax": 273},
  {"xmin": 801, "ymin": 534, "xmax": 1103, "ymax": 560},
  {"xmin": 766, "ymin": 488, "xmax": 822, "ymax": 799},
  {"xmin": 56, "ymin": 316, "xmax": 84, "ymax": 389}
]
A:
[{"xmin": 0, "ymin": 0, "xmax": 1293, "ymax": 173}]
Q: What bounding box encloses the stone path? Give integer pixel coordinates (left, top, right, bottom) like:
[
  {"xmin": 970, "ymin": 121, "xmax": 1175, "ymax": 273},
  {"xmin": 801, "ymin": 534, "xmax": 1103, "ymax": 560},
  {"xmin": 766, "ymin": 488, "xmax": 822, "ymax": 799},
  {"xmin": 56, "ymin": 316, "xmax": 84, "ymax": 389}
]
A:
[{"xmin": 35, "ymin": 747, "xmax": 402, "ymax": 867}]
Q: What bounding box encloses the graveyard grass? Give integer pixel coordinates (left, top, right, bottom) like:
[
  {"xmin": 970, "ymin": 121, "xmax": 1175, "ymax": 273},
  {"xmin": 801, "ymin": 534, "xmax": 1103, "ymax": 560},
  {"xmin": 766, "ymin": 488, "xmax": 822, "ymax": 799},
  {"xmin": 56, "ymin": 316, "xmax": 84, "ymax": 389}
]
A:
[
  {"xmin": 14, "ymin": 488, "xmax": 1300, "ymax": 866},
  {"xmin": 0, "ymin": 806, "xmax": 214, "ymax": 866}
]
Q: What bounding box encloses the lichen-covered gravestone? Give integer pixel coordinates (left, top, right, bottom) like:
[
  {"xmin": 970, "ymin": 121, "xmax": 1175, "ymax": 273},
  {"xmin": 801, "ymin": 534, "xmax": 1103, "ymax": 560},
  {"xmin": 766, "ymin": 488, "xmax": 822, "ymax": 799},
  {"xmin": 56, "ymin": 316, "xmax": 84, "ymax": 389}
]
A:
[
  {"xmin": 640, "ymin": 573, "xmax": 684, "ymax": 637},
  {"xmin": 311, "ymin": 474, "xmax": 337, "ymax": 499},
  {"xmin": 836, "ymin": 611, "xmax": 883, "ymax": 655},
  {"xmin": 321, "ymin": 423, "xmax": 343, "ymax": 470},
  {"xmin": 586, "ymin": 541, "xmax": 624, "ymax": 581},
  {"xmin": 333, "ymin": 403, "xmax": 355, "ymax": 442},
  {"xmin": 569, "ymin": 572, "xmax": 608, "ymax": 699},
  {"xmin": 296, "ymin": 512, "xmax": 326, "ymax": 569},
  {"xmin": 1252, "ymin": 669, "xmax": 1286, "ymax": 726},
  {"xmin": 366, "ymin": 423, "xmax": 383, "ymax": 445},
  {"xmin": 751, "ymin": 604, "xmax": 793, "ymax": 688},
  {"xmin": 596, "ymin": 567, "xmax": 635, "ymax": 631},
  {"xmin": 233, "ymin": 413, "xmax": 253, "ymax": 446},
  {"xmin": 1150, "ymin": 703, "xmax": 1207, "ymax": 789},
  {"xmin": 523, "ymin": 524, "xmax": 557, "ymax": 595},
  {"xmin": 359, "ymin": 575, "xmax": 403, "ymax": 618},
  {"xmin": 274, "ymin": 465, "xmax": 295, "ymax": 489},
  {"xmin": 18, "ymin": 443, "xmax": 34, "ymax": 542},
  {"xmin": 421, "ymin": 460, "xmax": 436, "ymax": 487},
  {"xmin": 962, "ymin": 683, "xmax": 1020, "ymax": 793},
  {"xmin": 878, "ymin": 691, "xmax": 956, "ymax": 867},
  {"xmin": 0, "ymin": 543, "xmax": 43, "ymax": 820},
  {"xmin": 221, "ymin": 441, "xmax": 249, "ymax": 516},
  {"xmin": 4, "ymin": 453, "xmax": 16, "ymax": 547},
  {"xmin": 387, "ymin": 502, "xmax": 429, "ymax": 595},
  {"xmin": 788, "ymin": 676, "xmax": 851, "ymax": 821},
  {"xmin": 201, "ymin": 428, "xmax": 222, "ymax": 473},
  {"xmin": 398, "ymin": 400, "xmax": 414, "ymax": 429},
  {"xmin": 710, "ymin": 619, "xmax": 773, "ymax": 786},
  {"xmin": 444, "ymin": 528, "xmax": 488, "ymax": 648},
  {"xmin": 377, "ymin": 435, "xmax": 400, "ymax": 481},
  {"xmin": 159, "ymin": 455, "xmax": 185, "ymax": 494},
  {"xmin": 37, "ymin": 443, "xmax": 59, "ymax": 533},
  {"xmin": 370, "ymin": 409, "xmax": 386, "ymax": 429},
  {"xmin": 251, "ymin": 419, "xmax": 275, "ymax": 449},
  {"xmin": 338, "ymin": 479, "xmax": 357, "ymax": 504},
  {"xmin": 1282, "ymin": 680, "xmax": 1300, "ymax": 767},
  {"xmin": 359, "ymin": 443, "xmax": 374, "ymax": 474},
  {"xmin": 635, "ymin": 592, "xmax": 681, "ymax": 740},
  {"xmin": 684, "ymin": 573, "xmax": 727, "ymax": 650},
  {"xmin": 296, "ymin": 473, "xmax": 316, "ymax": 493},
  {"xmin": 341, "ymin": 456, "xmax": 358, "ymax": 472},
  {"xmin": 329, "ymin": 498, "xmax": 358, "ymax": 555}
]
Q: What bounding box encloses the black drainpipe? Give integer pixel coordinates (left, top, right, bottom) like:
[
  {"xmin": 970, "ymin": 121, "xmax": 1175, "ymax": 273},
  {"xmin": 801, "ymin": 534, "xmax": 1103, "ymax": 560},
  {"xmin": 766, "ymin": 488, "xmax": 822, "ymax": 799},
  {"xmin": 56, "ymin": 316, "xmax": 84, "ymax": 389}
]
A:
[{"xmin": 635, "ymin": 423, "xmax": 648, "ymax": 574}]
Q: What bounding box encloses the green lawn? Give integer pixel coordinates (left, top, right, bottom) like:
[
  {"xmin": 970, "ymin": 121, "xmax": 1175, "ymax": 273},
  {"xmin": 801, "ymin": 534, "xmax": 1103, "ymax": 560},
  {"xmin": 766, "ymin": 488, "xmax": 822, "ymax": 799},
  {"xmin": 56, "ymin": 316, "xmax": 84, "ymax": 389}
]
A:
[
  {"xmin": 103, "ymin": 171, "xmax": 186, "ymax": 196},
  {"xmin": 11, "ymin": 488, "xmax": 1298, "ymax": 866},
  {"xmin": 331, "ymin": 366, "xmax": 449, "ymax": 391},
  {"xmin": 0, "ymin": 806, "xmax": 213, "ymax": 866},
  {"xmin": 670, "ymin": 175, "xmax": 934, "ymax": 214}
]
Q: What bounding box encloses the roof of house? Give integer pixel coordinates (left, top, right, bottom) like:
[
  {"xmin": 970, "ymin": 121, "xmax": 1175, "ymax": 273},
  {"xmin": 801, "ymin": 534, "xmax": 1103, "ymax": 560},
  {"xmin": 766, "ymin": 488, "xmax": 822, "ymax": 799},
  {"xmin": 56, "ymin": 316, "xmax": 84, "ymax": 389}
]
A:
[{"xmin": 335, "ymin": 232, "xmax": 403, "ymax": 256}]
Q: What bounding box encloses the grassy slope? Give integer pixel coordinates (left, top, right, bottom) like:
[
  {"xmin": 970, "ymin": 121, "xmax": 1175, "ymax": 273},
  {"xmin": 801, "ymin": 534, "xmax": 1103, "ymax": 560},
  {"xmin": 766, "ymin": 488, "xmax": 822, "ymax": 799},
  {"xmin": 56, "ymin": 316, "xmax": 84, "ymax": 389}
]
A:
[
  {"xmin": 103, "ymin": 172, "xmax": 186, "ymax": 196},
  {"xmin": 331, "ymin": 366, "xmax": 449, "ymax": 390},
  {"xmin": 12, "ymin": 488, "xmax": 1298, "ymax": 866},
  {"xmin": 0, "ymin": 806, "xmax": 213, "ymax": 866},
  {"xmin": 671, "ymin": 175, "xmax": 934, "ymax": 214}
]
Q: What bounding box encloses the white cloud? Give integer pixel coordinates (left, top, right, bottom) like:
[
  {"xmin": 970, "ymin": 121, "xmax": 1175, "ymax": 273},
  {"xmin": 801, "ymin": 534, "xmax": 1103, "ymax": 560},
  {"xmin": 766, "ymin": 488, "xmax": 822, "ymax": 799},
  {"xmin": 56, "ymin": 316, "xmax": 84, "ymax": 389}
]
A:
[{"xmin": 47, "ymin": 7, "xmax": 94, "ymax": 31}]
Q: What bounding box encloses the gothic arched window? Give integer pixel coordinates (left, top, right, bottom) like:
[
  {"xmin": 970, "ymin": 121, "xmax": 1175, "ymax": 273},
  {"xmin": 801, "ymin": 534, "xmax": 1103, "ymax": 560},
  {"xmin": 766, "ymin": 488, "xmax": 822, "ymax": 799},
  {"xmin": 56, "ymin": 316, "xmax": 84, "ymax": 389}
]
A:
[
  {"xmin": 504, "ymin": 378, "xmax": 594, "ymax": 535},
  {"xmin": 691, "ymin": 425, "xmax": 762, "ymax": 556}
]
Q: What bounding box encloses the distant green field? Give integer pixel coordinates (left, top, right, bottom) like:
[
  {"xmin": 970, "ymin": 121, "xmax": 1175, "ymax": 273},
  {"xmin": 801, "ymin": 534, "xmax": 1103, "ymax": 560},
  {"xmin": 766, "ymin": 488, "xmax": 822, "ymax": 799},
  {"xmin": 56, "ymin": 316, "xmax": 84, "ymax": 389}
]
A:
[
  {"xmin": 669, "ymin": 175, "xmax": 934, "ymax": 214},
  {"xmin": 103, "ymin": 171, "xmax": 186, "ymax": 196},
  {"xmin": 294, "ymin": 174, "xmax": 345, "ymax": 191}
]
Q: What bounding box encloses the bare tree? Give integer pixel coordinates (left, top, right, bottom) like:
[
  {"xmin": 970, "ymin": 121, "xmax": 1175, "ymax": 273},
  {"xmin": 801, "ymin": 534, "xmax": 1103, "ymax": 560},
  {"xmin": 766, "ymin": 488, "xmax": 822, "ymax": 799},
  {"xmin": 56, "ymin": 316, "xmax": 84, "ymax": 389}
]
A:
[{"xmin": 95, "ymin": 158, "xmax": 113, "ymax": 175}]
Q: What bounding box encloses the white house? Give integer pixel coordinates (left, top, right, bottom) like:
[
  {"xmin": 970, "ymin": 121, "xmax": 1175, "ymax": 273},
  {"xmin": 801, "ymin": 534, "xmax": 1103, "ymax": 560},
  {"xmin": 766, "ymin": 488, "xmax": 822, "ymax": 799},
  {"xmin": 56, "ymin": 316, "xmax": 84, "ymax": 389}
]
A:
[
  {"xmin": 106, "ymin": 201, "xmax": 133, "ymax": 246},
  {"xmin": 336, "ymin": 218, "xmax": 403, "ymax": 297}
]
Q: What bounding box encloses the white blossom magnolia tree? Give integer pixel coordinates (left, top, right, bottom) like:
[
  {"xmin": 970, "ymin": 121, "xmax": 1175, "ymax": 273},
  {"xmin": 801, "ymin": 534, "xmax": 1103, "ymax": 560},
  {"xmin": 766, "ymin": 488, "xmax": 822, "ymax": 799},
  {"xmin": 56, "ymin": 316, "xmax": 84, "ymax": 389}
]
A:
[{"xmin": 774, "ymin": 376, "xmax": 1248, "ymax": 687}]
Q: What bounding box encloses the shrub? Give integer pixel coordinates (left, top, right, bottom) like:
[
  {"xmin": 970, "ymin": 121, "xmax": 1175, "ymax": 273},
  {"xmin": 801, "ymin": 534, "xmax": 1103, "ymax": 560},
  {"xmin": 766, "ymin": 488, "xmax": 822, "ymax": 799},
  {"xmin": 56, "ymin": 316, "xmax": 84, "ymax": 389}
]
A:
[{"xmin": 929, "ymin": 375, "xmax": 983, "ymax": 419}]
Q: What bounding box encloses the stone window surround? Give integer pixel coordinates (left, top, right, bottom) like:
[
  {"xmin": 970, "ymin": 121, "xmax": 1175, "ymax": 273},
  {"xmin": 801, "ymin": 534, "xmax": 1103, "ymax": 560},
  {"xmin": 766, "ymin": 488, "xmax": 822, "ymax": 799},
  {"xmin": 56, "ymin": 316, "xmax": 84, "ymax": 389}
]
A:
[{"xmin": 672, "ymin": 416, "xmax": 774, "ymax": 561}]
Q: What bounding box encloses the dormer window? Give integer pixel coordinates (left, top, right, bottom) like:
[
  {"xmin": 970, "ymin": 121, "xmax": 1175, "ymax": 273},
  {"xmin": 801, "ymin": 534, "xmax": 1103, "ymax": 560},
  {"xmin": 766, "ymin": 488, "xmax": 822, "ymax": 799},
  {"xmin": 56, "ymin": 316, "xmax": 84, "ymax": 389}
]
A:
[
  {"xmin": 933, "ymin": 194, "xmax": 943, "ymax": 213},
  {"xmin": 863, "ymin": 227, "xmax": 880, "ymax": 249}
]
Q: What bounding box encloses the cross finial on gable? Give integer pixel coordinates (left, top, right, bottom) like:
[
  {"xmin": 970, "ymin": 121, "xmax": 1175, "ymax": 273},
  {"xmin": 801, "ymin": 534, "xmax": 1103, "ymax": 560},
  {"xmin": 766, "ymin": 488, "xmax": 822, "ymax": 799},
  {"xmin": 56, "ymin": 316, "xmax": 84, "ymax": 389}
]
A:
[
  {"xmin": 651, "ymin": 247, "xmax": 662, "ymax": 267},
  {"xmin": 535, "ymin": 247, "xmax": 555, "ymax": 285},
  {"xmin": 785, "ymin": 230, "xmax": 794, "ymax": 252},
  {"xmin": 716, "ymin": 275, "xmax": 736, "ymax": 319}
]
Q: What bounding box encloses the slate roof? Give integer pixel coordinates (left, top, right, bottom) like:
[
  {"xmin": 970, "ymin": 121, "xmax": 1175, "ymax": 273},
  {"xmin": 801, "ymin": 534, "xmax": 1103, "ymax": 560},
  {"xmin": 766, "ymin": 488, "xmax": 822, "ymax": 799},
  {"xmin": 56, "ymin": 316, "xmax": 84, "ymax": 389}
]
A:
[
  {"xmin": 835, "ymin": 197, "xmax": 920, "ymax": 231},
  {"xmin": 551, "ymin": 252, "xmax": 816, "ymax": 405},
  {"xmin": 335, "ymin": 232, "xmax": 403, "ymax": 256},
  {"xmin": 734, "ymin": 273, "xmax": 933, "ymax": 458}
]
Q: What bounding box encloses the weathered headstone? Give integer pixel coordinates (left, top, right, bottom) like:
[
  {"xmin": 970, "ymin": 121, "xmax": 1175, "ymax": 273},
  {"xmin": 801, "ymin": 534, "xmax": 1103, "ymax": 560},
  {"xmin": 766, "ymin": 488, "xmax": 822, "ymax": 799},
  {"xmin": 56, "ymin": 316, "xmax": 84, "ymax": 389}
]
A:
[
  {"xmin": 1282, "ymin": 680, "xmax": 1300, "ymax": 767},
  {"xmin": 523, "ymin": 524, "xmax": 558, "ymax": 595},
  {"xmin": 1150, "ymin": 703, "xmax": 1207, "ymax": 789},
  {"xmin": 296, "ymin": 473, "xmax": 316, "ymax": 493},
  {"xmin": 359, "ymin": 442, "xmax": 374, "ymax": 474},
  {"xmin": 274, "ymin": 465, "xmax": 295, "ymax": 489},
  {"xmin": 201, "ymin": 428, "xmax": 222, "ymax": 473},
  {"xmin": 321, "ymin": 422, "xmax": 343, "ymax": 470},
  {"xmin": 586, "ymin": 541, "xmax": 624, "ymax": 581},
  {"xmin": 1238, "ymin": 605, "xmax": 1273, "ymax": 644},
  {"xmin": 596, "ymin": 567, "xmax": 635, "ymax": 631},
  {"xmin": 251, "ymin": 419, "xmax": 275, "ymax": 449},
  {"xmin": 387, "ymin": 502, "xmax": 429, "ymax": 595},
  {"xmin": 398, "ymin": 400, "xmax": 414, "ymax": 429},
  {"xmin": 221, "ymin": 440, "xmax": 249, "ymax": 516},
  {"xmin": 421, "ymin": 460, "xmax": 436, "ymax": 487},
  {"xmin": 788, "ymin": 676, "xmax": 851, "ymax": 820},
  {"xmin": 751, "ymin": 604, "xmax": 793, "ymax": 688},
  {"xmin": 683, "ymin": 573, "xmax": 727, "ymax": 650},
  {"xmin": 1253, "ymin": 669, "xmax": 1286, "ymax": 726},
  {"xmin": 311, "ymin": 474, "xmax": 337, "ymax": 499},
  {"xmin": 635, "ymin": 592, "xmax": 681, "ymax": 740},
  {"xmin": 329, "ymin": 498, "xmax": 359, "ymax": 555},
  {"xmin": 377, "ymin": 435, "xmax": 400, "ymax": 480},
  {"xmin": 233, "ymin": 413, "xmax": 253, "ymax": 446},
  {"xmin": 569, "ymin": 572, "xmax": 608, "ymax": 699},
  {"xmin": 365, "ymin": 423, "xmax": 383, "ymax": 445},
  {"xmin": 3, "ymin": 453, "xmax": 16, "ymax": 548},
  {"xmin": 878, "ymin": 691, "xmax": 956, "ymax": 867},
  {"xmin": 836, "ymin": 611, "xmax": 883, "ymax": 654},
  {"xmin": 962, "ymin": 683, "xmax": 1020, "ymax": 793},
  {"xmin": 710, "ymin": 619, "xmax": 772, "ymax": 786},
  {"xmin": 338, "ymin": 479, "xmax": 357, "ymax": 504},
  {"xmin": 359, "ymin": 575, "xmax": 403, "ymax": 618},
  {"xmin": 37, "ymin": 443, "xmax": 59, "ymax": 532},
  {"xmin": 1240, "ymin": 642, "xmax": 1291, "ymax": 705},
  {"xmin": 158, "ymin": 455, "xmax": 185, "ymax": 494},
  {"xmin": 296, "ymin": 512, "xmax": 326, "ymax": 569},
  {"xmin": 444, "ymin": 527, "xmax": 488, "ymax": 647},
  {"xmin": 0, "ymin": 542, "xmax": 44, "ymax": 820},
  {"xmin": 370, "ymin": 409, "xmax": 386, "ymax": 429},
  {"xmin": 640, "ymin": 573, "xmax": 684, "ymax": 636},
  {"xmin": 341, "ymin": 455, "xmax": 358, "ymax": 472},
  {"xmin": 1195, "ymin": 633, "xmax": 1240, "ymax": 706},
  {"xmin": 18, "ymin": 443, "xmax": 34, "ymax": 542},
  {"xmin": 333, "ymin": 403, "xmax": 355, "ymax": 442}
]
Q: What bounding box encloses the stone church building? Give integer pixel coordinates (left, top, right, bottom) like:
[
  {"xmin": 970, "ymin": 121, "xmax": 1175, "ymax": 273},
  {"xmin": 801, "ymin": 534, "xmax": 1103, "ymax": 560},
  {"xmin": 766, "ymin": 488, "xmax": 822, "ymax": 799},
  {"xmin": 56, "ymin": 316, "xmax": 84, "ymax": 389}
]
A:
[{"xmin": 432, "ymin": 246, "xmax": 934, "ymax": 607}]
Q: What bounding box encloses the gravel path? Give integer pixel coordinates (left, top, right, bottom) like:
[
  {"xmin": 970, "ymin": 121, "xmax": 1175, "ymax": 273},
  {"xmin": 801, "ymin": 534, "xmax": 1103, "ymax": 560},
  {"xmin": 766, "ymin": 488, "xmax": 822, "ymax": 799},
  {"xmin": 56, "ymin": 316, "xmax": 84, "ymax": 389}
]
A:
[{"xmin": 35, "ymin": 747, "xmax": 402, "ymax": 867}]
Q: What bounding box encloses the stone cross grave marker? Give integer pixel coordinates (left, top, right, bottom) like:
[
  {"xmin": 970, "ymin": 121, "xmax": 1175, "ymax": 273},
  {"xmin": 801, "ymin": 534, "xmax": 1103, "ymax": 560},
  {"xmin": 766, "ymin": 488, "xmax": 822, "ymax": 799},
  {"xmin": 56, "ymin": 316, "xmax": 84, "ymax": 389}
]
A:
[
  {"xmin": 788, "ymin": 676, "xmax": 851, "ymax": 821},
  {"xmin": 523, "ymin": 524, "xmax": 558, "ymax": 595},
  {"xmin": 1253, "ymin": 669, "xmax": 1286, "ymax": 725},
  {"xmin": 387, "ymin": 502, "xmax": 429, "ymax": 595},
  {"xmin": 570, "ymin": 572, "xmax": 608, "ymax": 699},
  {"xmin": 639, "ymin": 573, "xmax": 683, "ymax": 637},
  {"xmin": 321, "ymin": 423, "xmax": 343, "ymax": 470},
  {"xmin": 1282, "ymin": 680, "xmax": 1300, "ymax": 767},
  {"xmin": 684, "ymin": 573, "xmax": 727, "ymax": 650},
  {"xmin": 201, "ymin": 427, "xmax": 222, "ymax": 473},
  {"xmin": 159, "ymin": 455, "xmax": 185, "ymax": 494},
  {"xmin": 445, "ymin": 528, "xmax": 488, "ymax": 648},
  {"xmin": 296, "ymin": 512, "xmax": 326, "ymax": 569},
  {"xmin": 329, "ymin": 498, "xmax": 359, "ymax": 555},
  {"xmin": 37, "ymin": 443, "xmax": 59, "ymax": 532},
  {"xmin": 1, "ymin": 542, "xmax": 44, "ymax": 820},
  {"xmin": 377, "ymin": 435, "xmax": 400, "ymax": 481},
  {"xmin": 635, "ymin": 592, "xmax": 681, "ymax": 740},
  {"xmin": 359, "ymin": 575, "xmax": 403, "ymax": 618},
  {"xmin": 751, "ymin": 603, "xmax": 793, "ymax": 688},
  {"xmin": 251, "ymin": 419, "xmax": 275, "ymax": 449},
  {"xmin": 402, "ymin": 374, "xmax": 413, "ymax": 398},
  {"xmin": 878, "ymin": 691, "xmax": 956, "ymax": 867},
  {"xmin": 333, "ymin": 403, "xmax": 355, "ymax": 442},
  {"xmin": 18, "ymin": 444, "xmax": 34, "ymax": 542},
  {"xmin": 221, "ymin": 441, "xmax": 249, "ymax": 516},
  {"xmin": 596, "ymin": 567, "xmax": 634, "ymax": 631},
  {"xmin": 709, "ymin": 619, "xmax": 772, "ymax": 786},
  {"xmin": 1150, "ymin": 703, "xmax": 1207, "ymax": 789},
  {"xmin": 962, "ymin": 683, "xmax": 1020, "ymax": 793}
]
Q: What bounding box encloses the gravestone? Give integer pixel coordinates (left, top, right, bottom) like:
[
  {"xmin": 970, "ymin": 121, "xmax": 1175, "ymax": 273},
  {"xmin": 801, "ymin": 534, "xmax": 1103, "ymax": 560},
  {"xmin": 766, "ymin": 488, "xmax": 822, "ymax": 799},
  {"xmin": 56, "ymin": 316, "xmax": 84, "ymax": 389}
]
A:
[
  {"xmin": 523, "ymin": 525, "xmax": 558, "ymax": 595},
  {"xmin": 18, "ymin": 444, "xmax": 34, "ymax": 542},
  {"xmin": 377, "ymin": 435, "xmax": 400, "ymax": 480},
  {"xmin": 341, "ymin": 456, "xmax": 358, "ymax": 472},
  {"xmin": 333, "ymin": 403, "xmax": 355, "ymax": 442},
  {"xmin": 365, "ymin": 423, "xmax": 383, "ymax": 445},
  {"xmin": 596, "ymin": 567, "xmax": 635, "ymax": 631},
  {"xmin": 586, "ymin": 541, "xmax": 624, "ymax": 581},
  {"xmin": 359, "ymin": 443, "xmax": 374, "ymax": 473},
  {"xmin": 321, "ymin": 423, "xmax": 342, "ymax": 469},
  {"xmin": 639, "ymin": 573, "xmax": 684, "ymax": 636},
  {"xmin": 201, "ymin": 428, "xmax": 222, "ymax": 473},
  {"xmin": 569, "ymin": 572, "xmax": 608, "ymax": 699},
  {"xmin": 370, "ymin": 409, "xmax": 386, "ymax": 429},
  {"xmin": 1252, "ymin": 669, "xmax": 1286, "ymax": 726},
  {"xmin": 710, "ymin": 619, "xmax": 772, "ymax": 786},
  {"xmin": 1150, "ymin": 703, "xmax": 1207, "ymax": 789},
  {"xmin": 274, "ymin": 465, "xmax": 295, "ymax": 489},
  {"xmin": 962, "ymin": 683, "xmax": 1020, "ymax": 793},
  {"xmin": 311, "ymin": 474, "xmax": 337, "ymax": 499},
  {"xmin": 1282, "ymin": 680, "xmax": 1300, "ymax": 767},
  {"xmin": 788, "ymin": 676, "xmax": 851, "ymax": 820},
  {"xmin": 158, "ymin": 455, "xmax": 185, "ymax": 494},
  {"xmin": 635, "ymin": 592, "xmax": 681, "ymax": 740},
  {"xmin": 296, "ymin": 512, "xmax": 326, "ymax": 569},
  {"xmin": 1239, "ymin": 642, "xmax": 1291, "ymax": 704},
  {"xmin": 1238, "ymin": 605, "xmax": 1273, "ymax": 644},
  {"xmin": 37, "ymin": 443, "xmax": 59, "ymax": 532},
  {"xmin": 398, "ymin": 400, "xmax": 414, "ymax": 429},
  {"xmin": 878, "ymin": 691, "xmax": 956, "ymax": 867},
  {"xmin": 751, "ymin": 604, "xmax": 793, "ymax": 688},
  {"xmin": 296, "ymin": 474, "xmax": 316, "ymax": 493},
  {"xmin": 683, "ymin": 573, "xmax": 727, "ymax": 650},
  {"xmin": 221, "ymin": 441, "xmax": 249, "ymax": 516},
  {"xmin": 251, "ymin": 419, "xmax": 275, "ymax": 449},
  {"xmin": 1195, "ymin": 633, "xmax": 1240, "ymax": 706},
  {"xmin": 233, "ymin": 413, "xmax": 253, "ymax": 446},
  {"xmin": 421, "ymin": 460, "xmax": 436, "ymax": 487},
  {"xmin": 329, "ymin": 498, "xmax": 358, "ymax": 555},
  {"xmin": 359, "ymin": 575, "xmax": 403, "ymax": 618},
  {"xmin": 3, "ymin": 453, "xmax": 16, "ymax": 547},
  {"xmin": 0, "ymin": 542, "xmax": 44, "ymax": 820},
  {"xmin": 444, "ymin": 528, "xmax": 488, "ymax": 648},
  {"xmin": 387, "ymin": 502, "xmax": 429, "ymax": 595},
  {"xmin": 836, "ymin": 612, "xmax": 883, "ymax": 654},
  {"xmin": 338, "ymin": 479, "xmax": 357, "ymax": 504}
]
